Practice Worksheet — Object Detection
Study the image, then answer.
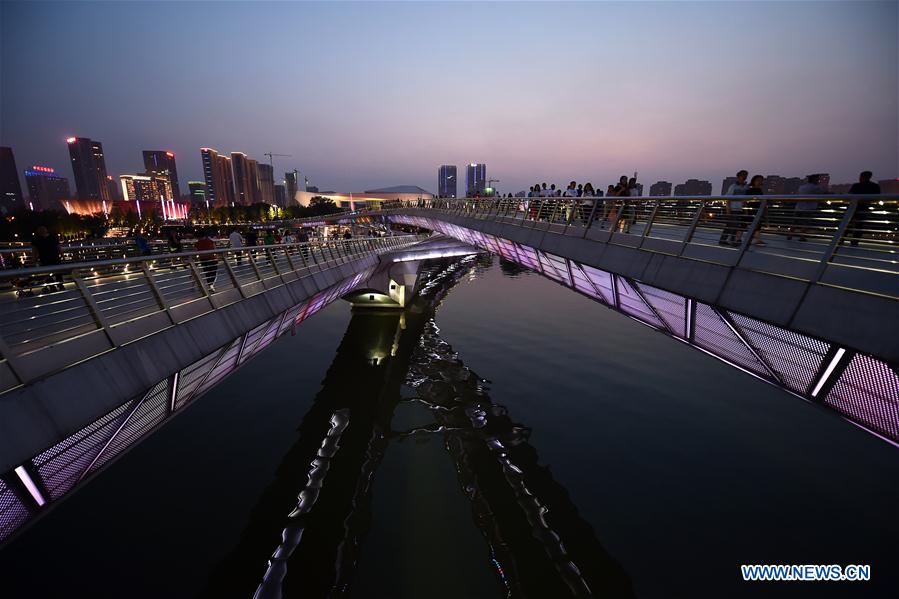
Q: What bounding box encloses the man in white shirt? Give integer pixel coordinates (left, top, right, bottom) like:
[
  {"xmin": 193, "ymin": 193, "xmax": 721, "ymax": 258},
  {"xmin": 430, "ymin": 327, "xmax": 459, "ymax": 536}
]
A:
[
  {"xmin": 229, "ymin": 229, "xmax": 244, "ymax": 265},
  {"xmin": 790, "ymin": 174, "xmax": 827, "ymax": 241},
  {"xmin": 719, "ymin": 170, "xmax": 749, "ymax": 246}
]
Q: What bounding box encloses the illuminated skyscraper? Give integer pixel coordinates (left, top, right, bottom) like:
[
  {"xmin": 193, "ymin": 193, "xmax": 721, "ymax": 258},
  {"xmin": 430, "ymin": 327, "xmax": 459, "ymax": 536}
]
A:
[
  {"xmin": 24, "ymin": 165, "xmax": 70, "ymax": 211},
  {"xmin": 466, "ymin": 163, "xmax": 486, "ymax": 197},
  {"xmin": 188, "ymin": 181, "xmax": 207, "ymax": 207},
  {"xmin": 231, "ymin": 152, "xmax": 256, "ymax": 205},
  {"xmin": 256, "ymin": 162, "xmax": 274, "ymax": 205},
  {"xmin": 0, "ymin": 146, "xmax": 24, "ymax": 213},
  {"xmin": 274, "ymin": 184, "xmax": 286, "ymax": 207},
  {"xmin": 438, "ymin": 165, "xmax": 457, "ymax": 198},
  {"xmin": 143, "ymin": 150, "xmax": 180, "ymax": 199},
  {"xmin": 120, "ymin": 174, "xmax": 172, "ymax": 202},
  {"xmin": 66, "ymin": 137, "xmax": 110, "ymax": 202},
  {"xmin": 201, "ymin": 148, "xmax": 235, "ymax": 208}
]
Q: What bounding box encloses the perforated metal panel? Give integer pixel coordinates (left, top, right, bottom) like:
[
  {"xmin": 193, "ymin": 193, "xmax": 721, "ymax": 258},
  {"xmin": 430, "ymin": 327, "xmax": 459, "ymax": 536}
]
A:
[
  {"xmin": 579, "ymin": 264, "xmax": 615, "ymax": 305},
  {"xmin": 537, "ymin": 252, "xmax": 570, "ymax": 284},
  {"xmin": 570, "ymin": 262, "xmax": 606, "ymax": 303},
  {"xmin": 33, "ymin": 400, "xmax": 134, "ymax": 499},
  {"xmin": 825, "ymin": 354, "xmax": 899, "ymax": 441},
  {"xmin": 88, "ymin": 379, "xmax": 169, "ymax": 473},
  {"xmin": 636, "ymin": 283, "xmax": 687, "ymax": 338},
  {"xmin": 693, "ymin": 303, "xmax": 770, "ymax": 378},
  {"xmin": 616, "ymin": 278, "xmax": 665, "ymax": 329},
  {"xmin": 727, "ymin": 313, "xmax": 829, "ymax": 394},
  {"xmin": 512, "ymin": 243, "xmax": 540, "ymax": 271},
  {"xmin": 175, "ymin": 347, "xmax": 227, "ymax": 411},
  {"xmin": 0, "ymin": 480, "xmax": 30, "ymax": 542},
  {"xmin": 195, "ymin": 336, "xmax": 243, "ymax": 395}
]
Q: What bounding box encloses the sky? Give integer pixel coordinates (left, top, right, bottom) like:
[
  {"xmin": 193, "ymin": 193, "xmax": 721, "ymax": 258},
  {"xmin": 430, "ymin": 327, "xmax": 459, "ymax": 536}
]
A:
[{"xmin": 1, "ymin": 1, "xmax": 897, "ymax": 196}]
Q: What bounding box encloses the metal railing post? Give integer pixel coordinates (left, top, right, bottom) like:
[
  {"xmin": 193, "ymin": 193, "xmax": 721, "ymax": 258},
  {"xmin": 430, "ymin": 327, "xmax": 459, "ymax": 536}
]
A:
[
  {"xmin": 187, "ymin": 256, "xmax": 213, "ymax": 297},
  {"xmin": 734, "ymin": 199, "xmax": 768, "ymax": 263},
  {"xmin": 677, "ymin": 200, "xmax": 706, "ymax": 256},
  {"xmin": 71, "ymin": 269, "xmax": 116, "ymax": 346},
  {"xmin": 812, "ymin": 198, "xmax": 858, "ymax": 283},
  {"xmin": 0, "ymin": 332, "xmax": 26, "ymax": 385},
  {"xmin": 220, "ymin": 254, "xmax": 247, "ymax": 297},
  {"xmin": 140, "ymin": 262, "xmax": 175, "ymax": 324}
]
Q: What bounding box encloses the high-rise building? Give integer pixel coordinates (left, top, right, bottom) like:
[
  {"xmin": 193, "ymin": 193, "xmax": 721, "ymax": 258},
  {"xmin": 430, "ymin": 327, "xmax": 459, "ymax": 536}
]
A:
[
  {"xmin": 674, "ymin": 179, "xmax": 712, "ymax": 196},
  {"xmin": 631, "ymin": 183, "xmax": 644, "ymax": 196},
  {"xmin": 438, "ymin": 165, "xmax": 457, "ymax": 198},
  {"xmin": 24, "ymin": 165, "xmax": 70, "ymax": 212},
  {"xmin": 274, "ymin": 184, "xmax": 286, "ymax": 207},
  {"xmin": 763, "ymin": 175, "xmax": 805, "ymax": 195},
  {"xmin": 649, "ymin": 181, "xmax": 672, "ymax": 196},
  {"xmin": 256, "ymin": 162, "xmax": 275, "ymax": 205},
  {"xmin": 107, "ymin": 176, "xmax": 120, "ymax": 201},
  {"xmin": 0, "ymin": 146, "xmax": 24, "ymax": 213},
  {"xmin": 466, "ymin": 163, "xmax": 486, "ymax": 197},
  {"xmin": 66, "ymin": 137, "xmax": 111, "ymax": 202},
  {"xmin": 120, "ymin": 174, "xmax": 172, "ymax": 202},
  {"xmin": 143, "ymin": 151, "xmax": 180, "ymax": 200},
  {"xmin": 829, "ymin": 183, "xmax": 853, "ymax": 194},
  {"xmin": 231, "ymin": 152, "xmax": 256, "ymax": 205},
  {"xmin": 817, "ymin": 173, "xmax": 831, "ymax": 191},
  {"xmin": 285, "ymin": 170, "xmax": 299, "ymax": 203},
  {"xmin": 201, "ymin": 148, "xmax": 235, "ymax": 208},
  {"xmin": 188, "ymin": 181, "xmax": 208, "ymax": 207}
]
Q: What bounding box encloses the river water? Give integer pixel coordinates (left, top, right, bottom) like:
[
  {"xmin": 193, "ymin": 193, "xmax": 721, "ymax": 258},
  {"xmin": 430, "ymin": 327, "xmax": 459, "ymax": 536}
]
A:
[{"xmin": 1, "ymin": 255, "xmax": 896, "ymax": 598}]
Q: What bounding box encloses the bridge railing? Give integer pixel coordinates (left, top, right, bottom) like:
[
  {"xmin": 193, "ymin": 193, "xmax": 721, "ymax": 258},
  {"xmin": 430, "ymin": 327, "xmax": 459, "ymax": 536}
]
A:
[
  {"xmin": 0, "ymin": 238, "xmax": 242, "ymax": 270},
  {"xmin": 0, "ymin": 234, "xmax": 428, "ymax": 395},
  {"xmin": 300, "ymin": 195, "xmax": 898, "ymax": 298}
]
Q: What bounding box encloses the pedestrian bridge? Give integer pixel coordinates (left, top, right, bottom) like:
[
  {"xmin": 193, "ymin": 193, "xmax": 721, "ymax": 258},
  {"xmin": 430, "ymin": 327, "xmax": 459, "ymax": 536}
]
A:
[
  {"xmin": 0, "ymin": 235, "xmax": 465, "ymax": 473},
  {"xmin": 301, "ymin": 195, "xmax": 899, "ymax": 363}
]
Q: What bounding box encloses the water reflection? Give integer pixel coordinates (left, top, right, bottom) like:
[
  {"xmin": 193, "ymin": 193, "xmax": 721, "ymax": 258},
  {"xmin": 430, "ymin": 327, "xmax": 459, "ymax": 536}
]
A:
[{"xmin": 203, "ymin": 255, "xmax": 631, "ymax": 598}]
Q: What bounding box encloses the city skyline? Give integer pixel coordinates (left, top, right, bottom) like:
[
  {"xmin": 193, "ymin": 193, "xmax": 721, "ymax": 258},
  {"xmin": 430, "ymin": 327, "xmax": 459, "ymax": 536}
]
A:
[{"xmin": 1, "ymin": 1, "xmax": 897, "ymax": 196}]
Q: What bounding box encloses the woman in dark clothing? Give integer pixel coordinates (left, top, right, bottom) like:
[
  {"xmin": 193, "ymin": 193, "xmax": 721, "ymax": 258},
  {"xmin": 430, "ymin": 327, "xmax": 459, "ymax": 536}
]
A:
[{"xmin": 743, "ymin": 175, "xmax": 766, "ymax": 246}]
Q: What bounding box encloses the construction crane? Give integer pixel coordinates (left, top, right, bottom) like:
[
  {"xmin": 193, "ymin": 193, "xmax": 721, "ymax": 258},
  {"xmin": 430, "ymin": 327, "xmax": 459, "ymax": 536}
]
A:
[
  {"xmin": 486, "ymin": 178, "xmax": 500, "ymax": 196},
  {"xmin": 264, "ymin": 152, "xmax": 292, "ymax": 170}
]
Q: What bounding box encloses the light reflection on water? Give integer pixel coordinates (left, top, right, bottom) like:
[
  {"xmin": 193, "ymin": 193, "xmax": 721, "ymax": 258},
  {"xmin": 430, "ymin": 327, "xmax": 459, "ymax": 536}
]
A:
[{"xmin": 0, "ymin": 255, "xmax": 897, "ymax": 598}]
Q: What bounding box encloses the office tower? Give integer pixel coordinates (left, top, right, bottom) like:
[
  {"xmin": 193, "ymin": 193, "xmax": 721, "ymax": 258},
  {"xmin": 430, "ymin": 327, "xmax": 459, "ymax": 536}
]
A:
[
  {"xmin": 66, "ymin": 137, "xmax": 111, "ymax": 202},
  {"xmin": 256, "ymin": 162, "xmax": 275, "ymax": 205},
  {"xmin": 285, "ymin": 170, "xmax": 299, "ymax": 203},
  {"xmin": 188, "ymin": 181, "xmax": 207, "ymax": 207},
  {"xmin": 0, "ymin": 146, "xmax": 24, "ymax": 213},
  {"xmin": 107, "ymin": 176, "xmax": 120, "ymax": 201},
  {"xmin": 631, "ymin": 183, "xmax": 644, "ymax": 196},
  {"xmin": 201, "ymin": 148, "xmax": 236, "ymax": 208},
  {"xmin": 466, "ymin": 163, "xmax": 486, "ymax": 197},
  {"xmin": 438, "ymin": 165, "xmax": 457, "ymax": 198},
  {"xmin": 24, "ymin": 165, "xmax": 70, "ymax": 211},
  {"xmin": 879, "ymin": 179, "xmax": 899, "ymax": 194},
  {"xmin": 143, "ymin": 150, "xmax": 180, "ymax": 199},
  {"xmin": 649, "ymin": 181, "xmax": 672, "ymax": 196},
  {"xmin": 120, "ymin": 174, "xmax": 172, "ymax": 202},
  {"xmin": 274, "ymin": 184, "xmax": 286, "ymax": 207},
  {"xmin": 231, "ymin": 152, "xmax": 257, "ymax": 205},
  {"xmin": 673, "ymin": 179, "xmax": 712, "ymax": 196}
]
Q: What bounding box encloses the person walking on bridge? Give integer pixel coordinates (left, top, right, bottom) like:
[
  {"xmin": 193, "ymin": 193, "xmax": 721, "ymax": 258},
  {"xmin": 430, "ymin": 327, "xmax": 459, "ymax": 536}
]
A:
[
  {"xmin": 846, "ymin": 171, "xmax": 882, "ymax": 246},
  {"xmin": 229, "ymin": 228, "xmax": 244, "ymax": 266},
  {"xmin": 719, "ymin": 170, "xmax": 749, "ymax": 246},
  {"xmin": 31, "ymin": 225, "xmax": 64, "ymax": 292},
  {"xmin": 195, "ymin": 230, "xmax": 218, "ymax": 290}
]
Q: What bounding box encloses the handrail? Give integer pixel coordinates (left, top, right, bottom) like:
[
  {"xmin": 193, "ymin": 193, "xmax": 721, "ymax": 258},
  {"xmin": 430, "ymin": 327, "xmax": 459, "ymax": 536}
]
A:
[
  {"xmin": 277, "ymin": 194, "xmax": 898, "ymax": 301},
  {"xmin": 0, "ymin": 234, "xmax": 429, "ymax": 395}
]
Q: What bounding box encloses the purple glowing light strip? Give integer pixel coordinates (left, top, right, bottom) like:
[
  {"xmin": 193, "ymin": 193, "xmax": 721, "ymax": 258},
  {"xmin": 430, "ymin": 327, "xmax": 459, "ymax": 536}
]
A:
[
  {"xmin": 811, "ymin": 348, "xmax": 847, "ymax": 398},
  {"xmin": 14, "ymin": 466, "xmax": 45, "ymax": 507}
]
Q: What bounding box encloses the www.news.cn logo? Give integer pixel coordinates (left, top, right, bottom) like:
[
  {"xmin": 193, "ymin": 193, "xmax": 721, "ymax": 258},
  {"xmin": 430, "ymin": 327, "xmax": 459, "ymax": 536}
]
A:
[{"xmin": 741, "ymin": 564, "xmax": 871, "ymax": 582}]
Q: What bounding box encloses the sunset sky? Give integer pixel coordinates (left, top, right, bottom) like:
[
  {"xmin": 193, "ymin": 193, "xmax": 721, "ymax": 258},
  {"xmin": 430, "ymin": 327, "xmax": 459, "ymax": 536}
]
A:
[{"xmin": 2, "ymin": 1, "xmax": 897, "ymax": 194}]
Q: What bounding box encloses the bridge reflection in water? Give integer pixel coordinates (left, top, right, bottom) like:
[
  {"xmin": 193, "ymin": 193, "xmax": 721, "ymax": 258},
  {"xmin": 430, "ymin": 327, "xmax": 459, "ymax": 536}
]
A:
[{"xmin": 202, "ymin": 258, "xmax": 633, "ymax": 599}]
